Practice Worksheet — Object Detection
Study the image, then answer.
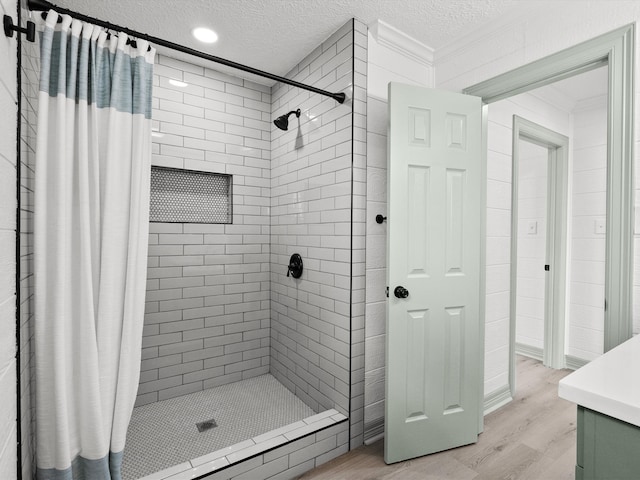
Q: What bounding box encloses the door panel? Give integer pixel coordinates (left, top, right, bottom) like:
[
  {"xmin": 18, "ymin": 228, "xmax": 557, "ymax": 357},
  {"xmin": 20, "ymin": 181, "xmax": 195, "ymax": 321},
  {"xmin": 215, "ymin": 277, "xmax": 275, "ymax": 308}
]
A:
[{"xmin": 385, "ymin": 83, "xmax": 483, "ymax": 464}]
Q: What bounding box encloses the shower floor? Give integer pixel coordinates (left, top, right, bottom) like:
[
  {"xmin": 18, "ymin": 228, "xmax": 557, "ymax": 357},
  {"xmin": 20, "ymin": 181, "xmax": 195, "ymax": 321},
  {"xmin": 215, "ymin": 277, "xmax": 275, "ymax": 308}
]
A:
[{"xmin": 122, "ymin": 374, "xmax": 315, "ymax": 480}]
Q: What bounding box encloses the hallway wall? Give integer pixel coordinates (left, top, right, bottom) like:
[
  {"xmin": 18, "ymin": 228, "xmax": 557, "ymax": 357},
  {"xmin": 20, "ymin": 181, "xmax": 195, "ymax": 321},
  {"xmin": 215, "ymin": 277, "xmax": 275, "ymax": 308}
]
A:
[
  {"xmin": 515, "ymin": 140, "xmax": 548, "ymax": 352},
  {"xmin": 568, "ymin": 101, "xmax": 607, "ymax": 361},
  {"xmin": 0, "ymin": 0, "xmax": 17, "ymax": 477},
  {"xmin": 484, "ymin": 93, "xmax": 572, "ymax": 396}
]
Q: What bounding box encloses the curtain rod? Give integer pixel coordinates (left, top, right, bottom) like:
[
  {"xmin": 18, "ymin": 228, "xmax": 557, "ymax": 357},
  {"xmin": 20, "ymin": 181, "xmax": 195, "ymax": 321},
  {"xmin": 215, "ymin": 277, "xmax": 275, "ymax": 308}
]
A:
[{"xmin": 27, "ymin": 0, "xmax": 347, "ymax": 104}]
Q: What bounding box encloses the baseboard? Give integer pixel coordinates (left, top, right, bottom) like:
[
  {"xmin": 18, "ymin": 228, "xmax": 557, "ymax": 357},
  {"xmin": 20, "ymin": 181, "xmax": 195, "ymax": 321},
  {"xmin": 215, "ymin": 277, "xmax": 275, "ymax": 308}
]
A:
[
  {"xmin": 484, "ymin": 384, "xmax": 512, "ymax": 416},
  {"xmin": 565, "ymin": 354, "xmax": 589, "ymax": 370},
  {"xmin": 515, "ymin": 342, "xmax": 544, "ymax": 362},
  {"xmin": 363, "ymin": 418, "xmax": 385, "ymax": 444}
]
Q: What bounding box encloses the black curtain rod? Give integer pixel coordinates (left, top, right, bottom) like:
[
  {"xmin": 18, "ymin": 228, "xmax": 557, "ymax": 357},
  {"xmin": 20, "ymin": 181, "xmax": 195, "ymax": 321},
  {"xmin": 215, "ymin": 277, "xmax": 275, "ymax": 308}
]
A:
[{"xmin": 27, "ymin": 0, "xmax": 346, "ymax": 104}]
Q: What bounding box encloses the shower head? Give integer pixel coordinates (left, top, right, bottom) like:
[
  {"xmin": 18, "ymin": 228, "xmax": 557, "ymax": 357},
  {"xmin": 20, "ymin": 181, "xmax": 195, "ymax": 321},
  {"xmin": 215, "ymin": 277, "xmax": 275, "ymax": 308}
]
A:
[{"xmin": 274, "ymin": 109, "xmax": 301, "ymax": 131}]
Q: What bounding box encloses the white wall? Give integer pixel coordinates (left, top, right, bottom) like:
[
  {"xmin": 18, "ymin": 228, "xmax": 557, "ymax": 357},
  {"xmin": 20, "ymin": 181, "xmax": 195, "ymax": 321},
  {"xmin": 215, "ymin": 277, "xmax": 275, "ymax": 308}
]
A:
[
  {"xmin": 364, "ymin": 21, "xmax": 433, "ymax": 438},
  {"xmin": 568, "ymin": 101, "xmax": 607, "ymax": 361},
  {"xmin": 515, "ymin": 140, "xmax": 548, "ymax": 352},
  {"xmin": 436, "ymin": 1, "xmax": 640, "ymax": 397},
  {"xmin": 0, "ymin": 0, "xmax": 18, "ymax": 478}
]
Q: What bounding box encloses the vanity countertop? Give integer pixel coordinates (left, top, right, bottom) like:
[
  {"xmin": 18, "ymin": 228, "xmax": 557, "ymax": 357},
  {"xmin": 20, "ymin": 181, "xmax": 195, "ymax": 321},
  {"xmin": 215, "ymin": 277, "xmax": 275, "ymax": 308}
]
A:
[{"xmin": 559, "ymin": 334, "xmax": 640, "ymax": 427}]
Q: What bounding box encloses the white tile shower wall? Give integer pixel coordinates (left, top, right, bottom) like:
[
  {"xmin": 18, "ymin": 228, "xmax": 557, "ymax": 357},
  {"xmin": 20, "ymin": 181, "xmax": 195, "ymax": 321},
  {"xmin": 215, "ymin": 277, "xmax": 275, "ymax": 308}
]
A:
[
  {"xmin": 18, "ymin": 3, "xmax": 38, "ymax": 477},
  {"xmin": 515, "ymin": 143, "xmax": 548, "ymax": 351},
  {"xmin": 139, "ymin": 55, "xmax": 272, "ymax": 405},
  {"xmin": 363, "ymin": 25, "xmax": 433, "ymax": 439},
  {"xmin": 483, "ymin": 94, "xmax": 571, "ymax": 396},
  {"xmin": 0, "ymin": 0, "xmax": 17, "ymax": 478},
  {"xmin": 568, "ymin": 102, "xmax": 607, "ymax": 360},
  {"xmin": 434, "ymin": 1, "xmax": 640, "ymax": 337},
  {"xmin": 269, "ymin": 19, "xmax": 359, "ymax": 427}
]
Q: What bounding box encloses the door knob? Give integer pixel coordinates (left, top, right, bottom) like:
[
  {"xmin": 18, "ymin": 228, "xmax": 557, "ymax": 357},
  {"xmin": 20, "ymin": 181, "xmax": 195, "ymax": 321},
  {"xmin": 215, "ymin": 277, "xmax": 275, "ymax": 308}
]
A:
[{"xmin": 394, "ymin": 286, "xmax": 409, "ymax": 299}]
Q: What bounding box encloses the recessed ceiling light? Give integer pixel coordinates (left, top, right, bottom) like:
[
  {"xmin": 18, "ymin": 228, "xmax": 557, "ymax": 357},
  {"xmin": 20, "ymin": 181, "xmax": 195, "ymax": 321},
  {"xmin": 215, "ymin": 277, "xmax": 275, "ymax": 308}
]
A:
[{"xmin": 192, "ymin": 27, "xmax": 218, "ymax": 44}]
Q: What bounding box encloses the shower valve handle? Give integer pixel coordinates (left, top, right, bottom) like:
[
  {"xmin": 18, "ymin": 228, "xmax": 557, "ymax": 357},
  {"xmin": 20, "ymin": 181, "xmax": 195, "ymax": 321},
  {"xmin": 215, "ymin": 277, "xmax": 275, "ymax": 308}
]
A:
[{"xmin": 287, "ymin": 253, "xmax": 303, "ymax": 279}]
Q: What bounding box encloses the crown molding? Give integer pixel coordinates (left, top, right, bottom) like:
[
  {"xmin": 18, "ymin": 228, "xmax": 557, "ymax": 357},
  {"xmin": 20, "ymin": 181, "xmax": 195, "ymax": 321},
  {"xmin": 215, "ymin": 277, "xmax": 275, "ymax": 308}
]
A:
[
  {"xmin": 434, "ymin": 3, "xmax": 539, "ymax": 63},
  {"xmin": 368, "ymin": 19, "xmax": 434, "ymax": 67}
]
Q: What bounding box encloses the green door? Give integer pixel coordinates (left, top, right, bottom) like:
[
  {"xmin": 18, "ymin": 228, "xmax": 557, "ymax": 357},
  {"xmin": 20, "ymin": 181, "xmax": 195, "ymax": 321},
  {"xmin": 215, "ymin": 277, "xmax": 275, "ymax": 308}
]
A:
[{"xmin": 385, "ymin": 83, "xmax": 483, "ymax": 464}]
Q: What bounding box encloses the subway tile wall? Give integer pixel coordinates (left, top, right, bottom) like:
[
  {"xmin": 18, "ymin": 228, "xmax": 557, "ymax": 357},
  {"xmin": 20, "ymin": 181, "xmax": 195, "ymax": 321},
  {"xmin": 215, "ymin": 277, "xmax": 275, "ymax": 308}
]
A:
[
  {"xmin": 18, "ymin": 2, "xmax": 38, "ymax": 477},
  {"xmin": 269, "ymin": 19, "xmax": 358, "ymax": 422},
  {"xmin": 0, "ymin": 0, "xmax": 17, "ymax": 477},
  {"xmin": 139, "ymin": 55, "xmax": 273, "ymax": 405},
  {"xmin": 349, "ymin": 18, "xmax": 368, "ymax": 450}
]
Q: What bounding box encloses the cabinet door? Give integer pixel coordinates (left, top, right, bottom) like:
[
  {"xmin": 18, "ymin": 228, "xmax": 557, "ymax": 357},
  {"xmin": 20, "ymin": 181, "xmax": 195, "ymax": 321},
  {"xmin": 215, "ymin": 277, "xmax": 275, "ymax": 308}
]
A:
[{"xmin": 578, "ymin": 406, "xmax": 640, "ymax": 480}]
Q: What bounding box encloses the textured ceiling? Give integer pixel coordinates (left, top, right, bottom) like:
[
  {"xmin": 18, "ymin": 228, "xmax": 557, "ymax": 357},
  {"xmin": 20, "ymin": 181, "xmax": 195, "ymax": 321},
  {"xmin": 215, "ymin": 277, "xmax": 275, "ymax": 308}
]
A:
[{"xmin": 48, "ymin": 0, "xmax": 527, "ymax": 84}]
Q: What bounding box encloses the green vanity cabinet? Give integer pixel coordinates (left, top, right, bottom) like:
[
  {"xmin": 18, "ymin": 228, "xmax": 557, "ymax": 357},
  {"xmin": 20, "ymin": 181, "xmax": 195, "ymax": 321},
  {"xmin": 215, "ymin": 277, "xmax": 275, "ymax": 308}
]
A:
[{"xmin": 576, "ymin": 406, "xmax": 640, "ymax": 480}]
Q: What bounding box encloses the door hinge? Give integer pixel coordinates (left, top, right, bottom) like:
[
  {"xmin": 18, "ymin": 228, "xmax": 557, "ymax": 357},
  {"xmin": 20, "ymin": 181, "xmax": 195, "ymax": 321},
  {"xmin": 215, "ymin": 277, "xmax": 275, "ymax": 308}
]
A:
[
  {"xmin": 386, "ymin": 286, "xmax": 389, "ymax": 298},
  {"xmin": 544, "ymin": 264, "xmax": 550, "ymax": 271}
]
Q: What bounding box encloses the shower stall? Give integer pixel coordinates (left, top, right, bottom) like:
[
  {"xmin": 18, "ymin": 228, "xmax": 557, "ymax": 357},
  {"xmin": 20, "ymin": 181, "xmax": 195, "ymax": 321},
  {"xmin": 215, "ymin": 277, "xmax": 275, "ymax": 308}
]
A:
[{"xmin": 17, "ymin": 3, "xmax": 368, "ymax": 478}]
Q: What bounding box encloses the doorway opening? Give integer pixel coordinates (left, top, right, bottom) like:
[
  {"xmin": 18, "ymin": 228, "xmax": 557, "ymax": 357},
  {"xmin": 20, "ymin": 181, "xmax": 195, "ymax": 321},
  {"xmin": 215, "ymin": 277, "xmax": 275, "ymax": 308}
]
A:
[
  {"xmin": 465, "ymin": 23, "xmax": 633, "ymax": 413},
  {"xmin": 510, "ymin": 116, "xmax": 569, "ymax": 396}
]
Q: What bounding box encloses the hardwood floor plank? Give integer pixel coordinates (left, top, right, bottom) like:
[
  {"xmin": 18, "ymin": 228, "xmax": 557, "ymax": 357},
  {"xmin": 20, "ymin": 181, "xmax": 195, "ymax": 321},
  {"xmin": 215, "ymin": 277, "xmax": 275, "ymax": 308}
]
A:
[
  {"xmin": 298, "ymin": 357, "xmax": 576, "ymax": 480},
  {"xmin": 472, "ymin": 443, "xmax": 542, "ymax": 480}
]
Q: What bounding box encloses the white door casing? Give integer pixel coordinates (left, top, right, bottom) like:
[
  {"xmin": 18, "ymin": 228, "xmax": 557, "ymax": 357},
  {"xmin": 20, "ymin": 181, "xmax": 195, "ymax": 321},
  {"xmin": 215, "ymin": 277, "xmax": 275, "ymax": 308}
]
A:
[{"xmin": 385, "ymin": 83, "xmax": 483, "ymax": 464}]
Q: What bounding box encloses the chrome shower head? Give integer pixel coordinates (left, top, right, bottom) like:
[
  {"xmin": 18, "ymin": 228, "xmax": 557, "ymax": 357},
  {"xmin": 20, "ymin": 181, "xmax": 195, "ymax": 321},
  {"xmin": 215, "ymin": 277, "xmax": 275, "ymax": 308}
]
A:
[{"xmin": 274, "ymin": 109, "xmax": 301, "ymax": 131}]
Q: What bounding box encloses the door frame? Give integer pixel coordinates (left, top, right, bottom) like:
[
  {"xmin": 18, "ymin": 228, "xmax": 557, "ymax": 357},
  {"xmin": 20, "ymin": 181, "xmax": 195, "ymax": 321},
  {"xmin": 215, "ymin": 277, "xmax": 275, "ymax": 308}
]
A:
[
  {"xmin": 510, "ymin": 116, "xmax": 569, "ymax": 396},
  {"xmin": 465, "ymin": 25, "xmax": 634, "ymax": 374}
]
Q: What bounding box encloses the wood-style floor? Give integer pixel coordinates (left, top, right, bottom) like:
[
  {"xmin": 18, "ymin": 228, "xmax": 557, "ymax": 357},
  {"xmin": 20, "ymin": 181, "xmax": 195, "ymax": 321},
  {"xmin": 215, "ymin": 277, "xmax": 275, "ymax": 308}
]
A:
[{"xmin": 299, "ymin": 356, "xmax": 576, "ymax": 480}]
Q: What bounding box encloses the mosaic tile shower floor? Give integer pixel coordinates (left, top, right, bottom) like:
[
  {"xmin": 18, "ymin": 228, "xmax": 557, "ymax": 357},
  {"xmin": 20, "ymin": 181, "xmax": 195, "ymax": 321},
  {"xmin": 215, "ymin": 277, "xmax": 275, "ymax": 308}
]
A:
[{"xmin": 122, "ymin": 374, "xmax": 316, "ymax": 479}]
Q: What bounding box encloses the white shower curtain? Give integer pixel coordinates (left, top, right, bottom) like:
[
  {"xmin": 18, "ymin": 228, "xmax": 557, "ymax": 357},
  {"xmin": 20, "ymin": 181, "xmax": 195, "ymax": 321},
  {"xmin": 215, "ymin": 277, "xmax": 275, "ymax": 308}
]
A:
[{"xmin": 34, "ymin": 11, "xmax": 155, "ymax": 480}]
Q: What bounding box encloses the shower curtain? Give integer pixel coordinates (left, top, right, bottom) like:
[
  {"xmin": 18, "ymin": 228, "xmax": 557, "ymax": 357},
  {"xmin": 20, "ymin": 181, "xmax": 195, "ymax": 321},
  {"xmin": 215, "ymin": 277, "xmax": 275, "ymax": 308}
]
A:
[{"xmin": 34, "ymin": 11, "xmax": 155, "ymax": 480}]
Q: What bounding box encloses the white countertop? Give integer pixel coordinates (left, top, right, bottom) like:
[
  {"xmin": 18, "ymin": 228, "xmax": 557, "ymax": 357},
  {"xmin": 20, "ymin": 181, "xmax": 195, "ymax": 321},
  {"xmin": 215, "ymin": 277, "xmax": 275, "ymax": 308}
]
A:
[{"xmin": 558, "ymin": 334, "xmax": 640, "ymax": 427}]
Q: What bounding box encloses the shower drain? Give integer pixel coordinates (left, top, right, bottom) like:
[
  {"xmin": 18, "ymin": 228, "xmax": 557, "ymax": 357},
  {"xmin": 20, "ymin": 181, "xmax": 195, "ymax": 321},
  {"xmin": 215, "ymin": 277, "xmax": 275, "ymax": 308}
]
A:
[{"xmin": 196, "ymin": 418, "xmax": 218, "ymax": 432}]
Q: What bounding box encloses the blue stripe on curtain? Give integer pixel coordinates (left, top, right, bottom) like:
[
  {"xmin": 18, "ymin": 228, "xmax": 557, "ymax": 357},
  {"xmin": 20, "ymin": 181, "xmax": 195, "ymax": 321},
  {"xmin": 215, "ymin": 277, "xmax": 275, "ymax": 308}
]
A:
[
  {"xmin": 36, "ymin": 452, "xmax": 123, "ymax": 480},
  {"xmin": 39, "ymin": 29, "xmax": 153, "ymax": 118}
]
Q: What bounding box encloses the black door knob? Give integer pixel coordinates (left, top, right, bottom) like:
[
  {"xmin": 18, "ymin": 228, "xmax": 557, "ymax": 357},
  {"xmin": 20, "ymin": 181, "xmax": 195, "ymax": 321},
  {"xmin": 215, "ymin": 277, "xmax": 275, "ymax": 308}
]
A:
[{"xmin": 394, "ymin": 286, "xmax": 409, "ymax": 299}]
